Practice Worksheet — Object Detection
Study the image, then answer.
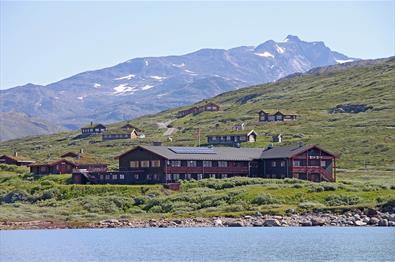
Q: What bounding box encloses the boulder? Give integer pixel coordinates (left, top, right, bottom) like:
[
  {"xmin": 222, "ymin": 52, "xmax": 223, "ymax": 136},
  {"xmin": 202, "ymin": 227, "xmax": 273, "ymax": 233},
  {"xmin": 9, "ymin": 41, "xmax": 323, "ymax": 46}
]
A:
[
  {"xmin": 264, "ymin": 219, "xmax": 281, "ymax": 227},
  {"xmin": 365, "ymin": 208, "xmax": 378, "ymax": 217},
  {"xmin": 252, "ymin": 221, "xmax": 263, "ymax": 227},
  {"xmin": 388, "ymin": 221, "xmax": 395, "ymax": 227},
  {"xmin": 362, "ymin": 217, "xmax": 370, "ymax": 223},
  {"xmin": 354, "ymin": 220, "xmax": 367, "ymax": 226},
  {"xmin": 378, "ymin": 219, "xmax": 389, "ymax": 227},
  {"xmin": 388, "ymin": 214, "xmax": 395, "ymax": 222},
  {"xmin": 311, "ymin": 217, "xmax": 326, "ymax": 226},
  {"xmin": 214, "ymin": 219, "xmax": 223, "ymax": 227},
  {"xmin": 300, "ymin": 220, "xmax": 312, "ymax": 227},
  {"xmin": 226, "ymin": 221, "xmax": 244, "ymax": 227},
  {"xmin": 369, "ymin": 217, "xmax": 380, "ymax": 225}
]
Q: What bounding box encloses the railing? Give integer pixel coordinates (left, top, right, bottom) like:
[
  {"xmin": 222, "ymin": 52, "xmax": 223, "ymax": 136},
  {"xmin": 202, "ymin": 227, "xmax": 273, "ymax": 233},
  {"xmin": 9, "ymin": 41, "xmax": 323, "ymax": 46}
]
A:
[
  {"xmin": 292, "ymin": 166, "xmax": 334, "ymax": 182},
  {"xmin": 166, "ymin": 166, "xmax": 249, "ymax": 174}
]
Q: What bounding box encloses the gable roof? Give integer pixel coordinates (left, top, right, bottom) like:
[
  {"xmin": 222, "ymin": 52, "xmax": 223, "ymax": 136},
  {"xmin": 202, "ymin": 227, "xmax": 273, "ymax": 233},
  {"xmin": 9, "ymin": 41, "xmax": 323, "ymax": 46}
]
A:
[
  {"xmin": 81, "ymin": 123, "xmax": 106, "ymax": 129},
  {"xmin": 117, "ymin": 145, "xmax": 264, "ymax": 161},
  {"xmin": 260, "ymin": 144, "xmax": 337, "ymax": 159},
  {"xmin": 0, "ymin": 154, "xmax": 35, "ymax": 163}
]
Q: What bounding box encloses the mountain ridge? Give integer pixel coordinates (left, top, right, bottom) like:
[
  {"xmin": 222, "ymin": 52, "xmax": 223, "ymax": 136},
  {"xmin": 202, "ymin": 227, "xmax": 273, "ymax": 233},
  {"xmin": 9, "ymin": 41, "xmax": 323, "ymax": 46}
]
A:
[{"xmin": 0, "ymin": 35, "xmax": 356, "ymax": 141}]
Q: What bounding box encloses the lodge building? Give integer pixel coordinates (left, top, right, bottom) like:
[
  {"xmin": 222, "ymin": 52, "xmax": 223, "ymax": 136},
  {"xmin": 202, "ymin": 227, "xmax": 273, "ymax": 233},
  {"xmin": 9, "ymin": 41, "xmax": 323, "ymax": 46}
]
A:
[
  {"xmin": 207, "ymin": 130, "xmax": 257, "ymax": 145},
  {"xmin": 259, "ymin": 110, "xmax": 297, "ymax": 122},
  {"xmin": 72, "ymin": 144, "xmax": 337, "ymax": 184},
  {"xmin": 177, "ymin": 102, "xmax": 220, "ymax": 118},
  {"xmin": 81, "ymin": 123, "xmax": 107, "ymax": 134}
]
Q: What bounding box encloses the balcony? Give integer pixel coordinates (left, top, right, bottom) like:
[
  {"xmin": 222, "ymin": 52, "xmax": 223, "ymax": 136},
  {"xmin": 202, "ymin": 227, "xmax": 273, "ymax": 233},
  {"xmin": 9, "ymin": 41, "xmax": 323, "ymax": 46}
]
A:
[
  {"xmin": 166, "ymin": 166, "xmax": 249, "ymax": 174},
  {"xmin": 292, "ymin": 166, "xmax": 331, "ymax": 174}
]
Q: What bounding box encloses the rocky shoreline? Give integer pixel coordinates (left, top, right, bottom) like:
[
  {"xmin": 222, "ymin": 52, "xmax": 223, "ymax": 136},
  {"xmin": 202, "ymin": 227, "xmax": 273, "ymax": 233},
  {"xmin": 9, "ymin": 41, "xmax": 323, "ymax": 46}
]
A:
[{"xmin": 1, "ymin": 209, "xmax": 394, "ymax": 230}]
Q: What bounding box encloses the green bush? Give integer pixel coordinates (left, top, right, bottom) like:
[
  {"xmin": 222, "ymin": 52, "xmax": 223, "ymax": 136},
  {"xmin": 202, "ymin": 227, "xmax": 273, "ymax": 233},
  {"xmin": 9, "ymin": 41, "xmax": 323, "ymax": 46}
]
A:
[
  {"xmin": 2, "ymin": 189, "xmax": 30, "ymax": 203},
  {"xmin": 325, "ymin": 194, "xmax": 361, "ymax": 206},
  {"xmin": 251, "ymin": 193, "xmax": 280, "ymax": 205},
  {"xmin": 298, "ymin": 201, "xmax": 325, "ymax": 210}
]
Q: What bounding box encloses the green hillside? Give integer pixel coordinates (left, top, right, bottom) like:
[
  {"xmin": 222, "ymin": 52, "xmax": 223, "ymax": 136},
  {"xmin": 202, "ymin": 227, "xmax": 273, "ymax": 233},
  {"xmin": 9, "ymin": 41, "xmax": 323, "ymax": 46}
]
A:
[{"xmin": 1, "ymin": 58, "xmax": 394, "ymax": 171}]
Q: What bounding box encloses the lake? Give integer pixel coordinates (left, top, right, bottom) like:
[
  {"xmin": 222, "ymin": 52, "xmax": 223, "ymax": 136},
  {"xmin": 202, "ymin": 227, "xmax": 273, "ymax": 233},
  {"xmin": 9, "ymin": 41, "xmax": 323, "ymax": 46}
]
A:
[{"xmin": 1, "ymin": 227, "xmax": 394, "ymax": 261}]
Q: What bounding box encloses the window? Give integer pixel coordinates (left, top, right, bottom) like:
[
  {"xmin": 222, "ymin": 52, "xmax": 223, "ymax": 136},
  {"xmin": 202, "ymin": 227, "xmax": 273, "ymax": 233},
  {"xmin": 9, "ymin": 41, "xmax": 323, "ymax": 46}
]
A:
[
  {"xmin": 293, "ymin": 160, "xmax": 301, "ymax": 166},
  {"xmin": 141, "ymin": 161, "xmax": 150, "ymax": 168},
  {"xmin": 209, "ymin": 174, "xmax": 216, "ymax": 179},
  {"xmin": 184, "ymin": 174, "xmax": 191, "ymax": 180},
  {"xmin": 212, "ymin": 136, "xmax": 217, "ymax": 141},
  {"xmin": 272, "ymin": 161, "xmax": 277, "ymax": 167},
  {"xmin": 280, "ymin": 161, "xmax": 285, "ymax": 167},
  {"xmin": 40, "ymin": 166, "xmax": 46, "ymax": 172},
  {"xmin": 112, "ymin": 174, "xmax": 117, "ymax": 180},
  {"xmin": 321, "ymin": 161, "xmax": 326, "ymax": 167},
  {"xmin": 173, "ymin": 174, "xmax": 180, "ymax": 181},
  {"xmin": 147, "ymin": 174, "xmax": 152, "ymax": 180},
  {"xmin": 151, "ymin": 160, "xmax": 161, "ymax": 167},
  {"xmin": 166, "ymin": 173, "xmax": 171, "ymax": 181},
  {"xmin": 197, "ymin": 174, "xmax": 203, "ymax": 180},
  {"xmin": 240, "ymin": 136, "xmax": 247, "ymax": 141},
  {"xmin": 134, "ymin": 174, "xmax": 139, "ymax": 180},
  {"xmin": 105, "ymin": 175, "xmax": 110, "ymax": 180},
  {"xmin": 171, "ymin": 160, "xmax": 181, "ymax": 167},
  {"xmin": 120, "ymin": 174, "xmax": 125, "ymax": 180},
  {"xmin": 203, "ymin": 161, "xmax": 212, "ymax": 167},
  {"xmin": 226, "ymin": 136, "xmax": 231, "ymax": 141},
  {"xmin": 153, "ymin": 174, "xmax": 159, "ymax": 180},
  {"xmin": 130, "ymin": 161, "xmax": 139, "ymax": 168},
  {"xmin": 100, "ymin": 174, "xmax": 104, "ymax": 180},
  {"xmin": 218, "ymin": 161, "xmax": 228, "ymax": 167},
  {"xmin": 187, "ymin": 161, "xmax": 197, "ymax": 167},
  {"xmin": 221, "ymin": 174, "xmax": 228, "ymax": 179}
]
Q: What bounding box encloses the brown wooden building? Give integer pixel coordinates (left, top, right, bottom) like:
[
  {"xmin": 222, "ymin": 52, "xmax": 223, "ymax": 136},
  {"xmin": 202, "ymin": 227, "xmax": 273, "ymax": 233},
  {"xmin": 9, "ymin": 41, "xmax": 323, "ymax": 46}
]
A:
[
  {"xmin": 72, "ymin": 144, "xmax": 337, "ymax": 184},
  {"xmin": 30, "ymin": 153, "xmax": 107, "ymax": 175},
  {"xmin": 177, "ymin": 102, "xmax": 220, "ymax": 118},
  {"xmin": 207, "ymin": 130, "xmax": 257, "ymax": 146},
  {"xmin": 81, "ymin": 123, "xmax": 107, "ymax": 134},
  {"xmin": 0, "ymin": 154, "xmax": 35, "ymax": 166},
  {"xmin": 259, "ymin": 110, "xmax": 297, "ymax": 122},
  {"xmin": 102, "ymin": 129, "xmax": 139, "ymax": 141}
]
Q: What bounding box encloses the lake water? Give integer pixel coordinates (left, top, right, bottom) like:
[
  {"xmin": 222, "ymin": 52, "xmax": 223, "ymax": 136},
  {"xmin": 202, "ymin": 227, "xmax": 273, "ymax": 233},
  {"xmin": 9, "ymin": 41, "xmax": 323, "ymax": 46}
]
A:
[{"xmin": 1, "ymin": 227, "xmax": 394, "ymax": 261}]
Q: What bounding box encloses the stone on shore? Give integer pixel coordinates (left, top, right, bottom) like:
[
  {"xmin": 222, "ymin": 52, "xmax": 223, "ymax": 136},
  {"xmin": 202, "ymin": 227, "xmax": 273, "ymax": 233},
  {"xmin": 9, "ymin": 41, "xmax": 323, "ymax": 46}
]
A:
[{"xmin": 263, "ymin": 219, "xmax": 281, "ymax": 227}]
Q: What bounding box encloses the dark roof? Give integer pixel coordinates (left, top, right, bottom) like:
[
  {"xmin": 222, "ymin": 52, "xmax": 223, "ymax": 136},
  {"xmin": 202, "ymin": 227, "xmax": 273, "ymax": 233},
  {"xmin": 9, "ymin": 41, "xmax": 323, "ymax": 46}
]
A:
[
  {"xmin": 0, "ymin": 154, "xmax": 35, "ymax": 163},
  {"xmin": 81, "ymin": 123, "xmax": 106, "ymax": 129},
  {"xmin": 117, "ymin": 145, "xmax": 263, "ymax": 161},
  {"xmin": 260, "ymin": 144, "xmax": 336, "ymax": 159},
  {"xmin": 117, "ymin": 144, "xmax": 336, "ymax": 161}
]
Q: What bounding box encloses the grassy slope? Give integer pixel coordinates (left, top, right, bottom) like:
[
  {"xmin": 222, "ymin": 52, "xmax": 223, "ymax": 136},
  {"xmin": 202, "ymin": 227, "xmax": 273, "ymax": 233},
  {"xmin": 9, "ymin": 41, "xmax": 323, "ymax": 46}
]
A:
[{"xmin": 1, "ymin": 59, "xmax": 394, "ymax": 171}]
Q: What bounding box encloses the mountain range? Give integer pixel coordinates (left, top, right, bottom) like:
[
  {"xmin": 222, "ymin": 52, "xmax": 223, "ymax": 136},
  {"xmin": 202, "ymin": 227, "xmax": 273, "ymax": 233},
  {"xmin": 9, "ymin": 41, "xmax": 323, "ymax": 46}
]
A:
[{"xmin": 0, "ymin": 35, "xmax": 355, "ymax": 141}]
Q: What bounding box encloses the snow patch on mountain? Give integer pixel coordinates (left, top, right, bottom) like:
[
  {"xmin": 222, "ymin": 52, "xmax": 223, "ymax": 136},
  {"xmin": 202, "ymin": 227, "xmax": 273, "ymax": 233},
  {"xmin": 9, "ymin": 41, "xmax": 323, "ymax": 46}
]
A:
[
  {"xmin": 150, "ymin": 76, "xmax": 167, "ymax": 80},
  {"xmin": 172, "ymin": 63, "xmax": 186, "ymax": 68},
  {"xmin": 141, "ymin": 85, "xmax": 154, "ymax": 90},
  {"xmin": 113, "ymin": 84, "xmax": 137, "ymax": 94},
  {"xmin": 115, "ymin": 74, "xmax": 135, "ymax": 80},
  {"xmin": 255, "ymin": 52, "xmax": 275, "ymax": 58},
  {"xmin": 336, "ymin": 59, "xmax": 354, "ymax": 64},
  {"xmin": 77, "ymin": 96, "xmax": 84, "ymax": 100},
  {"xmin": 276, "ymin": 45, "xmax": 285, "ymax": 54},
  {"xmin": 93, "ymin": 83, "xmax": 101, "ymax": 88}
]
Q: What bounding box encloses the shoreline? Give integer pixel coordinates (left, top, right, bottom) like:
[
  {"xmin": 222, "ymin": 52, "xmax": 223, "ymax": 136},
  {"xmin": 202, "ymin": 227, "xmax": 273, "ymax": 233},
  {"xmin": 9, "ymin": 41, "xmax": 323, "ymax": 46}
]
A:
[{"xmin": 1, "ymin": 210, "xmax": 394, "ymax": 230}]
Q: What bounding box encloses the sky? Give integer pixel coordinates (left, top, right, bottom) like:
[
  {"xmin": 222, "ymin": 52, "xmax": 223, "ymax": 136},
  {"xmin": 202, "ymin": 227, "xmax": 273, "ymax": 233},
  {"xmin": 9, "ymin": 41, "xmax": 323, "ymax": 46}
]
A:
[{"xmin": 0, "ymin": 1, "xmax": 394, "ymax": 89}]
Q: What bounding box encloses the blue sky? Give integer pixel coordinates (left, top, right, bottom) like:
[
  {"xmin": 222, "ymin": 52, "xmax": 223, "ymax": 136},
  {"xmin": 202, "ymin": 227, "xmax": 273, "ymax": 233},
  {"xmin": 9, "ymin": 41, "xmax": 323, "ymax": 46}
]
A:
[{"xmin": 1, "ymin": 1, "xmax": 394, "ymax": 89}]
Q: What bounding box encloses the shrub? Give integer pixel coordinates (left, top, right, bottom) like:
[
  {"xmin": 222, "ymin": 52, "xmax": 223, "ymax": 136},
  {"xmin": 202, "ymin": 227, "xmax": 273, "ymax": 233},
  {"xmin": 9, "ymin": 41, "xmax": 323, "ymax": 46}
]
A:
[
  {"xmin": 325, "ymin": 194, "xmax": 361, "ymax": 206},
  {"xmin": 2, "ymin": 189, "xmax": 30, "ymax": 203},
  {"xmin": 251, "ymin": 193, "xmax": 279, "ymax": 205},
  {"xmin": 377, "ymin": 197, "xmax": 395, "ymax": 208}
]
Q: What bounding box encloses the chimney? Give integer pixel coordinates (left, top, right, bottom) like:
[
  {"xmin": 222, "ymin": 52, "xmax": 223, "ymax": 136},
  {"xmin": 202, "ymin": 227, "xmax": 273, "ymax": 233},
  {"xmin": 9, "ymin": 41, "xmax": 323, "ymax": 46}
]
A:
[
  {"xmin": 13, "ymin": 151, "xmax": 18, "ymax": 157},
  {"xmin": 90, "ymin": 121, "xmax": 93, "ymax": 126}
]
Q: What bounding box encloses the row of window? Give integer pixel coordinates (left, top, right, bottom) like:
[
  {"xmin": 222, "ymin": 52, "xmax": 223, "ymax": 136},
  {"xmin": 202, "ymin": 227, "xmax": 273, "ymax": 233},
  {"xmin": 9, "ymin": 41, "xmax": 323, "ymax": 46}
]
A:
[
  {"xmin": 166, "ymin": 173, "xmax": 228, "ymax": 181},
  {"xmin": 210, "ymin": 136, "xmax": 247, "ymax": 142},
  {"xmin": 129, "ymin": 160, "xmax": 230, "ymax": 168},
  {"xmin": 292, "ymin": 160, "xmax": 327, "ymax": 167},
  {"xmin": 130, "ymin": 160, "xmax": 161, "ymax": 168},
  {"xmin": 100, "ymin": 174, "xmax": 125, "ymax": 180},
  {"xmin": 99, "ymin": 174, "xmax": 160, "ymax": 180}
]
